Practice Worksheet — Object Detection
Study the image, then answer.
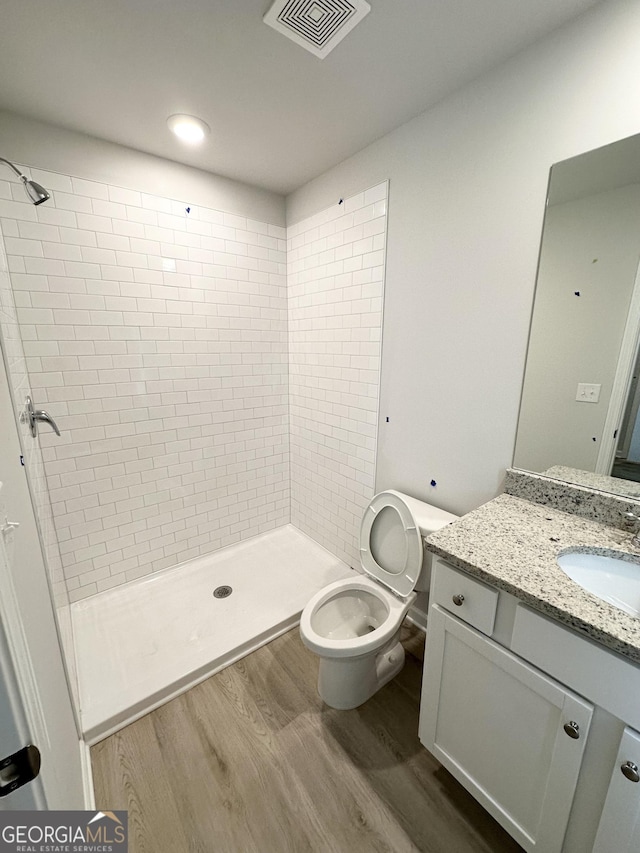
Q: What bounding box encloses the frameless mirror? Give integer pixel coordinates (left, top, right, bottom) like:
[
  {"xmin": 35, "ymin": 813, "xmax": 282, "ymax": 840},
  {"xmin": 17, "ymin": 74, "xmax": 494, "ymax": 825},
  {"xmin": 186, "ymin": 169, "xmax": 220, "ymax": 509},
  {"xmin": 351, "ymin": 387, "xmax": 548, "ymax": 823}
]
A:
[{"xmin": 513, "ymin": 132, "xmax": 640, "ymax": 499}]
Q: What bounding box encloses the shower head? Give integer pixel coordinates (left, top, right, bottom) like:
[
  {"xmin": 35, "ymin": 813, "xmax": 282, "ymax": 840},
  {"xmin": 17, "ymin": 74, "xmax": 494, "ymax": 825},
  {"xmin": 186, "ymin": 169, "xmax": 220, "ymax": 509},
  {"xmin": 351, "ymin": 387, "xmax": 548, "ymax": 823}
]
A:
[
  {"xmin": 22, "ymin": 177, "xmax": 50, "ymax": 205},
  {"xmin": 0, "ymin": 157, "xmax": 51, "ymax": 205}
]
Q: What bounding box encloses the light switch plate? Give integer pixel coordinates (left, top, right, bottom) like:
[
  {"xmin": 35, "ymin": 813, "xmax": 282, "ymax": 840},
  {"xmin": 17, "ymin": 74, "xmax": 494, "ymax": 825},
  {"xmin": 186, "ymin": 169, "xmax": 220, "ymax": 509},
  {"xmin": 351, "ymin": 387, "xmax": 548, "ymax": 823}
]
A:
[{"xmin": 576, "ymin": 383, "xmax": 601, "ymax": 403}]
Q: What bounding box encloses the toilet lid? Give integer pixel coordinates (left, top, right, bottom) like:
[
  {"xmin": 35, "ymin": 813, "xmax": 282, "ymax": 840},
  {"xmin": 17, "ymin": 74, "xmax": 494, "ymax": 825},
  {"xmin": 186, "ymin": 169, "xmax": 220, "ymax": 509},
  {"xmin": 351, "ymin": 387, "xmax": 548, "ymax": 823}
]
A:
[{"xmin": 359, "ymin": 491, "xmax": 423, "ymax": 598}]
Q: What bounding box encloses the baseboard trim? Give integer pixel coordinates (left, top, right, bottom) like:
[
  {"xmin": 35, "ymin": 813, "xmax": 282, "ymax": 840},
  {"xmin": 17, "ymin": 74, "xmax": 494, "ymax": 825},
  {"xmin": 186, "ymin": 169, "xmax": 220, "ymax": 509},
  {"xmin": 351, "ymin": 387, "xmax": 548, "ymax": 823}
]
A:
[{"xmin": 80, "ymin": 740, "xmax": 95, "ymax": 809}]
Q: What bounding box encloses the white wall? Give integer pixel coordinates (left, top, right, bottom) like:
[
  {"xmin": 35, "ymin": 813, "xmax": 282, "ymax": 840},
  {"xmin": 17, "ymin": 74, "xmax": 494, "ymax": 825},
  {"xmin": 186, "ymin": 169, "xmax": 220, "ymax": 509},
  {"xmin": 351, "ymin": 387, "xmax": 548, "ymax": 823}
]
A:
[
  {"xmin": 286, "ymin": 0, "xmax": 640, "ymax": 516},
  {"xmin": 1, "ymin": 166, "xmax": 289, "ymax": 601},
  {"xmin": 0, "ymin": 111, "xmax": 285, "ymax": 226},
  {"xmin": 0, "ymin": 111, "xmax": 292, "ymax": 603},
  {"xmin": 514, "ymin": 184, "xmax": 640, "ymax": 473},
  {"xmin": 288, "ymin": 183, "xmax": 387, "ymax": 567},
  {"xmin": 0, "ymin": 113, "xmax": 393, "ymax": 598}
]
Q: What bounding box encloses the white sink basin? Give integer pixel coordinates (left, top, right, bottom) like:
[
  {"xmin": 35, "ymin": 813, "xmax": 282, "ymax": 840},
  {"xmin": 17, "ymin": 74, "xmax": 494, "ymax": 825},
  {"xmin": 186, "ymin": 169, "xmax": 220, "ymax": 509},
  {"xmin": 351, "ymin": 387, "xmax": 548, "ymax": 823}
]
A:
[{"xmin": 557, "ymin": 549, "xmax": 640, "ymax": 618}]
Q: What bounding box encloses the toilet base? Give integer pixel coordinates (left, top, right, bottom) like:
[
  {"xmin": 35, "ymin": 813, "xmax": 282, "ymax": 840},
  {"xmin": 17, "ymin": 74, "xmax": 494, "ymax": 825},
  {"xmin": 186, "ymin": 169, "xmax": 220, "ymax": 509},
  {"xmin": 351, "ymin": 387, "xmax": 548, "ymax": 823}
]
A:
[{"xmin": 317, "ymin": 635, "xmax": 406, "ymax": 710}]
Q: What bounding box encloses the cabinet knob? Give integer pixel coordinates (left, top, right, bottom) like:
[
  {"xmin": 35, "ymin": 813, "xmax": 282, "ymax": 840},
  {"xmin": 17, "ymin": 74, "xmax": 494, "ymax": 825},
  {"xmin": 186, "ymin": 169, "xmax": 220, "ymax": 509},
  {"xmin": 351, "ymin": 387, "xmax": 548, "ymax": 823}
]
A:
[
  {"xmin": 563, "ymin": 721, "xmax": 580, "ymax": 739},
  {"xmin": 621, "ymin": 761, "xmax": 640, "ymax": 783},
  {"xmin": 452, "ymin": 594, "xmax": 465, "ymax": 606}
]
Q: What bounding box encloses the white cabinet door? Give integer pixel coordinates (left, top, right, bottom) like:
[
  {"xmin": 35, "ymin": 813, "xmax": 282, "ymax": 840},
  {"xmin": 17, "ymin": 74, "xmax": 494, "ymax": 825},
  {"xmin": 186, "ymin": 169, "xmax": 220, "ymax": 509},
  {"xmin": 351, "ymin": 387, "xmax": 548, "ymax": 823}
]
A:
[
  {"xmin": 593, "ymin": 726, "xmax": 640, "ymax": 852},
  {"xmin": 419, "ymin": 605, "xmax": 593, "ymax": 853}
]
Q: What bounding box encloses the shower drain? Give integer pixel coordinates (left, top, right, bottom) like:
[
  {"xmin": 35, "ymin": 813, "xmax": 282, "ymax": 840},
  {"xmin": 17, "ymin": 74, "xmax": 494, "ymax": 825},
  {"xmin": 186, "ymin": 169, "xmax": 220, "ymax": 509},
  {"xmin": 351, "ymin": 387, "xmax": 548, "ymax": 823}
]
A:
[{"xmin": 213, "ymin": 585, "xmax": 233, "ymax": 599}]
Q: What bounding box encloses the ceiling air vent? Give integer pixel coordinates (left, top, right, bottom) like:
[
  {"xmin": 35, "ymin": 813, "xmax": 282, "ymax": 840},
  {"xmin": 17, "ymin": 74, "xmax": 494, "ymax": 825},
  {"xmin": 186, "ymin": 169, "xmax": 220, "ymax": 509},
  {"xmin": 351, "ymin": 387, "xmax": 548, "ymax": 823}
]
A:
[{"xmin": 264, "ymin": 0, "xmax": 371, "ymax": 59}]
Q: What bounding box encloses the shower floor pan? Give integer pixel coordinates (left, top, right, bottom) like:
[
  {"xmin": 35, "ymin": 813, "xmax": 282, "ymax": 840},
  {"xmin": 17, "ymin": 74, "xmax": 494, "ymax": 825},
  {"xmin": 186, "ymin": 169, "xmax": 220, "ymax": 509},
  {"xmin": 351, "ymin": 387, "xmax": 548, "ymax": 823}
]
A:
[{"xmin": 71, "ymin": 524, "xmax": 353, "ymax": 743}]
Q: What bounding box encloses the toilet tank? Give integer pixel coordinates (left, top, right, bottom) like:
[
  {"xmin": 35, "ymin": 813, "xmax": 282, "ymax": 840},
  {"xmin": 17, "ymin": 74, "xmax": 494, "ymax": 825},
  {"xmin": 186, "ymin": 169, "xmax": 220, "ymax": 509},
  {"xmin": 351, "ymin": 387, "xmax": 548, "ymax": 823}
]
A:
[{"xmin": 388, "ymin": 490, "xmax": 459, "ymax": 592}]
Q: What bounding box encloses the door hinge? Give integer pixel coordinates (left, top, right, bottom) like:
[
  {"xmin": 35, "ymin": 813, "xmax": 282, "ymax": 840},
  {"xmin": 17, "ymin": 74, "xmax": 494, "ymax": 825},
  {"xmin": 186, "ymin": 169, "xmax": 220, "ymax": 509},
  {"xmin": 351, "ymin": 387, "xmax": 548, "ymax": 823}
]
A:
[{"xmin": 0, "ymin": 745, "xmax": 41, "ymax": 797}]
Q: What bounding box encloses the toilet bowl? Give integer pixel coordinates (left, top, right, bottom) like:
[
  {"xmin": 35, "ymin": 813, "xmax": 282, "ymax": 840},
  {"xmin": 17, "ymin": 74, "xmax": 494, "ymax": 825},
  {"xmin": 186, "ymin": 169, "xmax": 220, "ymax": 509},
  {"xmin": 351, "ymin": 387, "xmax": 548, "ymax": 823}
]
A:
[{"xmin": 300, "ymin": 490, "xmax": 458, "ymax": 709}]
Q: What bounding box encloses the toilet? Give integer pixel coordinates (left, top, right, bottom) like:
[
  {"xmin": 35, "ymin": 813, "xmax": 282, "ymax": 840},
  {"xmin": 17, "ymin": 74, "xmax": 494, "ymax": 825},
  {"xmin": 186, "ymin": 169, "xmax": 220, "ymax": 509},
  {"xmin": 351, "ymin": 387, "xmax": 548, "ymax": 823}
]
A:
[{"xmin": 300, "ymin": 489, "xmax": 458, "ymax": 709}]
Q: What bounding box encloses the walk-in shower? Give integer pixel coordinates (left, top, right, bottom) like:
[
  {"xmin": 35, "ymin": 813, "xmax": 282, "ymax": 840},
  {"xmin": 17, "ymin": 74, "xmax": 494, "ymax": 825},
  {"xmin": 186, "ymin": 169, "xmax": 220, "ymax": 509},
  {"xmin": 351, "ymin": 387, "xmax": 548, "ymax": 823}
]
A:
[
  {"xmin": 0, "ymin": 156, "xmax": 50, "ymax": 204},
  {"xmin": 0, "ymin": 158, "xmax": 388, "ymax": 742}
]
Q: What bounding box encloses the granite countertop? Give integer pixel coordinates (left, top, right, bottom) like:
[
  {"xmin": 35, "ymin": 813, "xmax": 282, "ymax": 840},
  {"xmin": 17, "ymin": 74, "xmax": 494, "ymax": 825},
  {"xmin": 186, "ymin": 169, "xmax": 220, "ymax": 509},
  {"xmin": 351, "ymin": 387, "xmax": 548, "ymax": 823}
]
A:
[
  {"xmin": 426, "ymin": 492, "xmax": 640, "ymax": 664},
  {"xmin": 543, "ymin": 465, "xmax": 640, "ymax": 500}
]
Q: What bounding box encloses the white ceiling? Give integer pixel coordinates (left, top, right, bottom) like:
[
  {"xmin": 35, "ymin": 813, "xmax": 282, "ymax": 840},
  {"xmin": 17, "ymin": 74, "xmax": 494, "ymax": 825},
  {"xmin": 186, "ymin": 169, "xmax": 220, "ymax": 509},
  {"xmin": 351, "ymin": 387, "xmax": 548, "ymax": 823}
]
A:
[{"xmin": 0, "ymin": 0, "xmax": 601, "ymax": 195}]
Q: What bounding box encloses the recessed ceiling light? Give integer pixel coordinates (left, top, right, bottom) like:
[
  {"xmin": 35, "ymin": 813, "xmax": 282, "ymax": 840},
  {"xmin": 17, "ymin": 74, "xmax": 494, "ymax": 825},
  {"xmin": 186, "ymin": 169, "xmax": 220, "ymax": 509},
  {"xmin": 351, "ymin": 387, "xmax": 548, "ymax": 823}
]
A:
[{"xmin": 167, "ymin": 114, "xmax": 210, "ymax": 144}]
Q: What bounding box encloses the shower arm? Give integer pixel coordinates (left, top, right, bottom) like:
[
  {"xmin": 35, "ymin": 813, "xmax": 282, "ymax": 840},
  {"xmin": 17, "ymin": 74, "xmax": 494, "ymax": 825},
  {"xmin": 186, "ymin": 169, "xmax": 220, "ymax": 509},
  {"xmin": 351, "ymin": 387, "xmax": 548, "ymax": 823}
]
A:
[
  {"xmin": 0, "ymin": 156, "xmax": 50, "ymax": 205},
  {"xmin": 0, "ymin": 157, "xmax": 26, "ymax": 180}
]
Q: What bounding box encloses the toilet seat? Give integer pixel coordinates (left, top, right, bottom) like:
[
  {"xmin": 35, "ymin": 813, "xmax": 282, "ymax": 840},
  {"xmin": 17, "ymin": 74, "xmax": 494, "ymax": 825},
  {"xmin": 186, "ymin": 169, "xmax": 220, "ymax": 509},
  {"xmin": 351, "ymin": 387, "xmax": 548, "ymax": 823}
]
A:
[
  {"xmin": 299, "ymin": 575, "xmax": 413, "ymax": 658},
  {"xmin": 301, "ymin": 491, "xmax": 424, "ymax": 660},
  {"xmin": 359, "ymin": 490, "xmax": 424, "ymax": 598}
]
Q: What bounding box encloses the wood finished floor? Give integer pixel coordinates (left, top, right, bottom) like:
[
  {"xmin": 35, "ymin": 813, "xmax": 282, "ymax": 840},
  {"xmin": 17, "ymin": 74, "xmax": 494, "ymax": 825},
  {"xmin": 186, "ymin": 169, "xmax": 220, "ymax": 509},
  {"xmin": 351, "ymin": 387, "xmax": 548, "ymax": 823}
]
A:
[{"xmin": 92, "ymin": 624, "xmax": 523, "ymax": 853}]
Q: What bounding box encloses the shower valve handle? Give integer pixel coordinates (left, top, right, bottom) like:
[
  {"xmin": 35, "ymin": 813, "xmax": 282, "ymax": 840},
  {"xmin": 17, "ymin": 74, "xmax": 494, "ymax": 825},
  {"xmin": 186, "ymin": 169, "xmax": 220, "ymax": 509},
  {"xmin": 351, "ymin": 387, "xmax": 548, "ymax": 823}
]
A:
[{"xmin": 24, "ymin": 396, "xmax": 61, "ymax": 437}]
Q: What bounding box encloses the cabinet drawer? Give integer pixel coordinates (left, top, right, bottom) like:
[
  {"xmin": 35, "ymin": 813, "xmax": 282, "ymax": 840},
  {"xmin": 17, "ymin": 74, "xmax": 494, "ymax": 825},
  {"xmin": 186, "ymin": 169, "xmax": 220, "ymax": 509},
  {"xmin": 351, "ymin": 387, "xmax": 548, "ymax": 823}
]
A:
[{"xmin": 431, "ymin": 560, "xmax": 498, "ymax": 636}]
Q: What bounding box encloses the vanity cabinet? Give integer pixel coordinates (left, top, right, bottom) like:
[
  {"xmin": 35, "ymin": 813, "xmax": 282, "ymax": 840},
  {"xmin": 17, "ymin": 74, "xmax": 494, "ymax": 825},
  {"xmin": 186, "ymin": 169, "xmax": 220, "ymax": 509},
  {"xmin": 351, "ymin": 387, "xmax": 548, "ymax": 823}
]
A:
[
  {"xmin": 420, "ymin": 557, "xmax": 640, "ymax": 852},
  {"xmin": 593, "ymin": 726, "xmax": 640, "ymax": 852},
  {"xmin": 420, "ymin": 604, "xmax": 593, "ymax": 852}
]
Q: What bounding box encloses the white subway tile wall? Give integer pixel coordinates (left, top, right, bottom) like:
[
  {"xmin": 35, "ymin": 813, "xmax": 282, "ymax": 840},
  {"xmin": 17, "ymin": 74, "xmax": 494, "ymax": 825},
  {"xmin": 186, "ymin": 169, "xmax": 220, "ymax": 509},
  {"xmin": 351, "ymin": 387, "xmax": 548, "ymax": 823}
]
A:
[
  {"xmin": 2, "ymin": 171, "xmax": 387, "ymax": 601},
  {"xmin": 1, "ymin": 169, "xmax": 289, "ymax": 601},
  {"xmin": 0, "ymin": 221, "xmax": 68, "ymax": 608},
  {"xmin": 287, "ymin": 183, "xmax": 387, "ymax": 566}
]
